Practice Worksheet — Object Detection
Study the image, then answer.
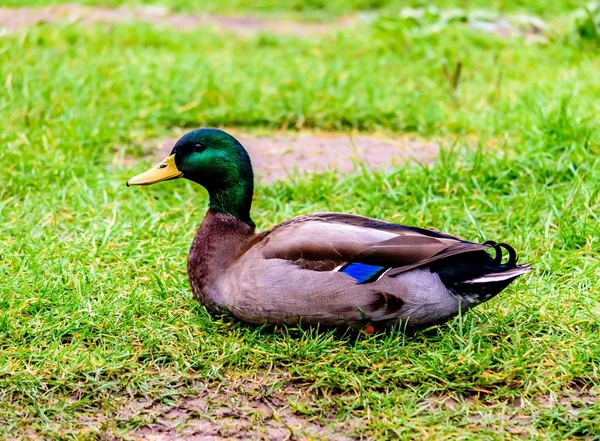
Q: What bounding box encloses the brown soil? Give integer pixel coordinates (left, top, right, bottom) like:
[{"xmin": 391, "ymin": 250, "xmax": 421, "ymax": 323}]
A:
[
  {"xmin": 0, "ymin": 4, "xmax": 357, "ymax": 37},
  {"xmin": 153, "ymin": 130, "xmax": 439, "ymax": 183},
  {"xmin": 8, "ymin": 372, "xmax": 358, "ymax": 440},
  {"xmin": 423, "ymin": 385, "xmax": 599, "ymax": 438},
  {"xmin": 10, "ymin": 372, "xmax": 598, "ymax": 440},
  {"xmin": 0, "ymin": 4, "xmax": 546, "ymax": 40},
  {"xmin": 119, "ymin": 375, "xmax": 356, "ymax": 441}
]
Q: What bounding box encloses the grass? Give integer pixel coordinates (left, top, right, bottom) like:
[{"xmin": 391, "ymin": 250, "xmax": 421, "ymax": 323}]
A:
[{"xmin": 1, "ymin": 1, "xmax": 599, "ymax": 439}]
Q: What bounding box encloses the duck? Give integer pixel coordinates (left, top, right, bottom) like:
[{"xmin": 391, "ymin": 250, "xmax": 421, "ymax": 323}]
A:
[{"xmin": 127, "ymin": 128, "xmax": 531, "ymax": 332}]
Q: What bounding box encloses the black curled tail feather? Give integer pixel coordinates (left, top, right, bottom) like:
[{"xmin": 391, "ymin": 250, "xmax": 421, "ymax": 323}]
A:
[
  {"xmin": 483, "ymin": 241, "xmax": 501, "ymax": 265},
  {"xmin": 483, "ymin": 241, "xmax": 518, "ymax": 268}
]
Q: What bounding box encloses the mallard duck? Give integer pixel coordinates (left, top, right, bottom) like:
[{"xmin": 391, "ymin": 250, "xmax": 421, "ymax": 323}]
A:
[{"xmin": 127, "ymin": 128, "xmax": 530, "ymax": 332}]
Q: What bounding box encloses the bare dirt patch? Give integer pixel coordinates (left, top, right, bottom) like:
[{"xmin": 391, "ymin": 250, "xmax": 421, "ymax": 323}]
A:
[
  {"xmin": 152, "ymin": 130, "xmax": 439, "ymax": 183},
  {"xmin": 117, "ymin": 373, "xmax": 356, "ymax": 441},
  {"xmin": 6, "ymin": 372, "xmax": 358, "ymax": 440},
  {"xmin": 0, "ymin": 4, "xmax": 357, "ymax": 37},
  {"xmin": 423, "ymin": 385, "xmax": 599, "ymax": 437},
  {"xmin": 0, "ymin": 4, "xmax": 547, "ymax": 40}
]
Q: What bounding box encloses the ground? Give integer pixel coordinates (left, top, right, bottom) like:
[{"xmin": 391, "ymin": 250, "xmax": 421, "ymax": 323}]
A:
[{"xmin": 0, "ymin": 1, "xmax": 599, "ymax": 440}]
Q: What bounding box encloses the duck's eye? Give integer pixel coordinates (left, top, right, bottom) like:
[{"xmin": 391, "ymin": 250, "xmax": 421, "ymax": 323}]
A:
[{"xmin": 192, "ymin": 143, "xmax": 205, "ymax": 152}]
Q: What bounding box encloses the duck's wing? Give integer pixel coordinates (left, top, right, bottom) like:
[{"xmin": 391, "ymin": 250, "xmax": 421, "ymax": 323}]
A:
[{"xmin": 244, "ymin": 212, "xmax": 489, "ymax": 276}]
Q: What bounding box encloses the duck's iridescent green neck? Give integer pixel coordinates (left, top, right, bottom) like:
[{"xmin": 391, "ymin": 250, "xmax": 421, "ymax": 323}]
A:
[{"xmin": 207, "ymin": 176, "xmax": 254, "ymax": 227}]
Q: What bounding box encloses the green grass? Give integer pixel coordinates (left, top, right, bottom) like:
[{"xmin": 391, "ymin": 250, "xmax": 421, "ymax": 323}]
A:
[
  {"xmin": 3, "ymin": 22, "xmax": 600, "ymax": 137},
  {"xmin": 1, "ymin": 4, "xmax": 599, "ymax": 440}
]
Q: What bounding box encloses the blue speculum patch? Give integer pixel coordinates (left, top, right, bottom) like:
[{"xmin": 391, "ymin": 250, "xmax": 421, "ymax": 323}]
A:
[{"xmin": 339, "ymin": 262, "xmax": 387, "ymax": 284}]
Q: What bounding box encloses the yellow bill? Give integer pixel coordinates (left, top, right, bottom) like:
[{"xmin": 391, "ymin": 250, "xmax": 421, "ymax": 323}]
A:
[{"xmin": 127, "ymin": 154, "xmax": 183, "ymax": 187}]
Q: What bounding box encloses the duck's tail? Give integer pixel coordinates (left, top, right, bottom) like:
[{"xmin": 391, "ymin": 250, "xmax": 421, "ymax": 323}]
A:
[
  {"xmin": 462, "ymin": 263, "xmax": 532, "ymax": 285},
  {"xmin": 441, "ymin": 241, "xmax": 532, "ymax": 304}
]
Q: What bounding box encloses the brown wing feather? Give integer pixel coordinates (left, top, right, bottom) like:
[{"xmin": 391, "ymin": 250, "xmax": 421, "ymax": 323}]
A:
[
  {"xmin": 358, "ymin": 235, "xmax": 453, "ymax": 266},
  {"xmin": 307, "ymin": 212, "xmax": 466, "ymax": 240},
  {"xmin": 239, "ymin": 212, "xmax": 488, "ymax": 274},
  {"xmin": 383, "ymin": 242, "xmax": 490, "ymax": 276}
]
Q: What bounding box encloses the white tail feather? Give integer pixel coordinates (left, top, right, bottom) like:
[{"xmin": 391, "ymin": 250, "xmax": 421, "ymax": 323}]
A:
[{"xmin": 463, "ymin": 265, "xmax": 532, "ymax": 284}]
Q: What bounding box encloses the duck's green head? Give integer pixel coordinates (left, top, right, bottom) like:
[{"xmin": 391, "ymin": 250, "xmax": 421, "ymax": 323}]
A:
[{"xmin": 127, "ymin": 128, "xmax": 254, "ymax": 225}]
